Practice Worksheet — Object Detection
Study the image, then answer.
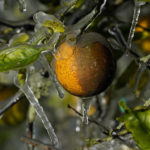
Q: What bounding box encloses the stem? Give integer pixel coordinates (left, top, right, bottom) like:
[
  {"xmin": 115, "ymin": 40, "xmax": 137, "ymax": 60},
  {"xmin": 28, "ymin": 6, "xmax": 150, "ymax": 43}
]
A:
[
  {"xmin": 14, "ymin": 70, "xmax": 59, "ymax": 150},
  {"xmin": 0, "ymin": 90, "xmax": 22, "ymax": 116},
  {"xmin": 40, "ymin": 54, "xmax": 64, "ymax": 99},
  {"xmin": 84, "ymin": 0, "xmax": 107, "ymax": 31},
  {"xmin": 22, "ymin": 83, "xmax": 59, "ymax": 149}
]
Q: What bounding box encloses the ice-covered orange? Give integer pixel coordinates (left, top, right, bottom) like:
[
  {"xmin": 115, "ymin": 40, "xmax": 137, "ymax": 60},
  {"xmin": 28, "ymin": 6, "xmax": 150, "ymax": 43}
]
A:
[{"xmin": 54, "ymin": 32, "xmax": 116, "ymax": 97}]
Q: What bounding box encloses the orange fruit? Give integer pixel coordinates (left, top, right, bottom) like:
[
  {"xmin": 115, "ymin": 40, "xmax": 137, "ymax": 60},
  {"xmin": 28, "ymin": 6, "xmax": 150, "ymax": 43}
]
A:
[
  {"xmin": 135, "ymin": 16, "xmax": 150, "ymax": 53},
  {"xmin": 54, "ymin": 32, "xmax": 116, "ymax": 97},
  {"xmin": 0, "ymin": 86, "xmax": 29, "ymax": 126}
]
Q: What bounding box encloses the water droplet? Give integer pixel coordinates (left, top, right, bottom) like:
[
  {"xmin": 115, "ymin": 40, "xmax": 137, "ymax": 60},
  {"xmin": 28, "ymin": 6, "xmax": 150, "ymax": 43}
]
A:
[{"xmin": 17, "ymin": 0, "xmax": 27, "ymax": 12}]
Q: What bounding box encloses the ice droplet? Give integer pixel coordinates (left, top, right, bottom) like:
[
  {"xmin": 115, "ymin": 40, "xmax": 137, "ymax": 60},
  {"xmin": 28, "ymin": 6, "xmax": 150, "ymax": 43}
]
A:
[
  {"xmin": 17, "ymin": 0, "xmax": 27, "ymax": 12},
  {"xmin": 14, "ymin": 71, "xmax": 59, "ymax": 149},
  {"xmin": 81, "ymin": 98, "xmax": 91, "ymax": 125},
  {"xmin": 75, "ymin": 119, "xmax": 81, "ymax": 132}
]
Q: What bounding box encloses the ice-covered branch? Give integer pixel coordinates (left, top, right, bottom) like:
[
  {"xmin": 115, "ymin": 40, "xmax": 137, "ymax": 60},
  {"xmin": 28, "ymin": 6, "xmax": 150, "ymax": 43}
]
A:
[
  {"xmin": 0, "ymin": 90, "xmax": 22, "ymax": 116},
  {"xmin": 14, "ymin": 70, "xmax": 59, "ymax": 149}
]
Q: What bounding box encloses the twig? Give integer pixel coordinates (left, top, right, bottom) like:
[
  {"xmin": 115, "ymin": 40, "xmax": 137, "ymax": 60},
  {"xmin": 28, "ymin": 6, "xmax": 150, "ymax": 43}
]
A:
[
  {"xmin": 84, "ymin": 0, "xmax": 107, "ymax": 31},
  {"xmin": 68, "ymin": 105, "xmax": 135, "ymax": 148},
  {"xmin": 67, "ymin": 104, "xmax": 109, "ymax": 135},
  {"xmin": 20, "ymin": 137, "xmax": 54, "ymax": 150},
  {"xmin": 0, "ymin": 90, "xmax": 23, "ymax": 116},
  {"xmin": 108, "ymin": 25, "xmax": 150, "ymax": 70},
  {"xmin": 80, "ymin": 0, "xmax": 107, "ymax": 34}
]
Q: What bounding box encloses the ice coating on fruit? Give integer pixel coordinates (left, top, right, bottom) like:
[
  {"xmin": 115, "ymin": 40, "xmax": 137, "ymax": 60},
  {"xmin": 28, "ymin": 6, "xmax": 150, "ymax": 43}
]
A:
[{"xmin": 55, "ymin": 32, "xmax": 116, "ymax": 97}]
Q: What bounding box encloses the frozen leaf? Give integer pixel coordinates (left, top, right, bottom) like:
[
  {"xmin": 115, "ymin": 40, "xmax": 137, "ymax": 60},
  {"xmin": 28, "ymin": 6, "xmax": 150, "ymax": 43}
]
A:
[
  {"xmin": 9, "ymin": 33, "xmax": 29, "ymax": 46},
  {"xmin": 144, "ymin": 98, "xmax": 150, "ymax": 107},
  {"xmin": 33, "ymin": 11, "xmax": 65, "ymax": 33},
  {"xmin": 118, "ymin": 101, "xmax": 150, "ymax": 150},
  {"xmin": 0, "ymin": 44, "xmax": 43, "ymax": 72},
  {"xmin": 140, "ymin": 54, "xmax": 150, "ymax": 63}
]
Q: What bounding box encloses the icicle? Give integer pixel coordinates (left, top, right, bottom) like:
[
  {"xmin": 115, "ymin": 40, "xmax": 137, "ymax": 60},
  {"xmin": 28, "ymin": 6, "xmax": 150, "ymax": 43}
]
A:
[
  {"xmin": 81, "ymin": 98, "xmax": 91, "ymax": 125},
  {"xmin": 14, "ymin": 71, "xmax": 59, "ymax": 149},
  {"xmin": 52, "ymin": 74, "xmax": 65, "ymax": 99},
  {"xmin": 39, "ymin": 54, "xmax": 64, "ymax": 99},
  {"xmin": 126, "ymin": 0, "xmax": 145, "ymax": 52},
  {"xmin": 17, "ymin": 0, "xmax": 27, "ymax": 12}
]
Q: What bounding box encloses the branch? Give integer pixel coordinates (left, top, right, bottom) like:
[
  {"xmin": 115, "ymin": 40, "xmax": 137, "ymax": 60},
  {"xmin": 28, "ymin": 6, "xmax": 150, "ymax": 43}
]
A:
[
  {"xmin": 0, "ymin": 90, "xmax": 23, "ymax": 116},
  {"xmin": 20, "ymin": 137, "xmax": 54, "ymax": 150}
]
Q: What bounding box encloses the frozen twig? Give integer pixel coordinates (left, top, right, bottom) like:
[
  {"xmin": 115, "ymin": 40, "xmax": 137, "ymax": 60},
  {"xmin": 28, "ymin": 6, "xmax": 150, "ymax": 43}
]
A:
[
  {"xmin": 55, "ymin": 0, "xmax": 78, "ymax": 20},
  {"xmin": 84, "ymin": 0, "xmax": 107, "ymax": 31},
  {"xmin": 14, "ymin": 70, "xmax": 59, "ymax": 150},
  {"xmin": 0, "ymin": 90, "xmax": 23, "ymax": 116},
  {"xmin": 21, "ymin": 137, "xmax": 54, "ymax": 150},
  {"xmin": 40, "ymin": 54, "xmax": 64, "ymax": 99}
]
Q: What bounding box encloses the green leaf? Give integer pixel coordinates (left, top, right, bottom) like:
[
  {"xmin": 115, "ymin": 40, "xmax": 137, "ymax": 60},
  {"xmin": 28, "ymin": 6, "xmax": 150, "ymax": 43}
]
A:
[
  {"xmin": 0, "ymin": 44, "xmax": 42, "ymax": 72},
  {"xmin": 140, "ymin": 54, "xmax": 150, "ymax": 63},
  {"xmin": 9, "ymin": 33, "xmax": 29, "ymax": 46},
  {"xmin": 43, "ymin": 20, "xmax": 64, "ymax": 33},
  {"xmin": 85, "ymin": 138, "xmax": 99, "ymax": 147},
  {"xmin": 118, "ymin": 102, "xmax": 150, "ymax": 150},
  {"xmin": 34, "ymin": 12, "xmax": 65, "ymax": 33},
  {"xmin": 115, "ymin": 61, "xmax": 138, "ymax": 89}
]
